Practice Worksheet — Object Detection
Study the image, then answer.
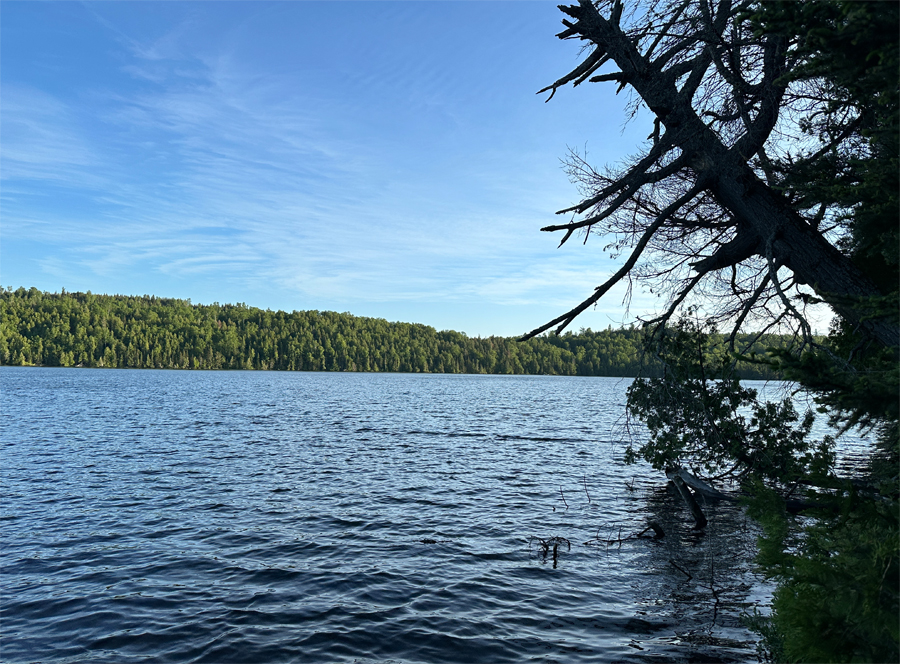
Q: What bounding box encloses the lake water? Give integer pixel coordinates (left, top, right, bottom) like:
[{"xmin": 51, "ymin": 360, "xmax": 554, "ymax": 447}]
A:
[{"xmin": 2, "ymin": 368, "xmax": 788, "ymax": 663}]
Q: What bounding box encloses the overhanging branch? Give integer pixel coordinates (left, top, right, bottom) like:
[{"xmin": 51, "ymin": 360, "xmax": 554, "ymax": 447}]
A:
[
  {"xmin": 520, "ymin": 181, "xmax": 705, "ymax": 340},
  {"xmin": 542, "ymin": 154, "xmax": 689, "ymax": 247}
]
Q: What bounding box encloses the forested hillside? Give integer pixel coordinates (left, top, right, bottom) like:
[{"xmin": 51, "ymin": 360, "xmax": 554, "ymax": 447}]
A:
[{"xmin": 1, "ymin": 287, "xmax": 786, "ymax": 377}]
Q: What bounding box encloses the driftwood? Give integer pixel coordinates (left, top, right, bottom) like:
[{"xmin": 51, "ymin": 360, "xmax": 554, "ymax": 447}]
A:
[
  {"xmin": 666, "ymin": 466, "xmax": 843, "ymax": 514},
  {"xmin": 670, "ymin": 474, "xmax": 708, "ymax": 529},
  {"xmin": 665, "ymin": 467, "xmax": 729, "ymax": 500},
  {"xmin": 669, "ymin": 559, "xmax": 693, "ymax": 580},
  {"xmin": 658, "ymin": 466, "xmax": 851, "ymax": 527}
]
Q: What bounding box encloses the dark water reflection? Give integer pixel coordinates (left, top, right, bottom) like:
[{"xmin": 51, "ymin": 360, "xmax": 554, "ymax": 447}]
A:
[
  {"xmin": 616, "ymin": 485, "xmax": 773, "ymax": 662},
  {"xmin": 2, "ymin": 368, "xmax": 774, "ymax": 663}
]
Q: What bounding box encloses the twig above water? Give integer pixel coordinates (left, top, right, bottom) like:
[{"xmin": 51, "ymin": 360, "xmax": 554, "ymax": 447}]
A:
[
  {"xmin": 528, "ymin": 535, "xmax": 572, "ymax": 569},
  {"xmin": 583, "ymin": 520, "xmax": 665, "ymax": 546}
]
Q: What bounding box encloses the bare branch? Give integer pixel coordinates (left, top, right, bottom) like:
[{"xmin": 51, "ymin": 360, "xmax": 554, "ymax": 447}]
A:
[
  {"xmin": 555, "ymin": 131, "xmax": 677, "ymax": 216},
  {"xmin": 689, "ymin": 222, "xmax": 761, "ymax": 273},
  {"xmin": 733, "ymin": 34, "xmax": 789, "ymax": 158},
  {"xmin": 521, "ymin": 181, "xmax": 705, "ymax": 340},
  {"xmin": 728, "ymin": 273, "xmax": 771, "ymax": 352},
  {"xmin": 641, "ymin": 269, "xmax": 705, "ymax": 332},
  {"xmin": 543, "ymin": 154, "xmax": 689, "ymax": 246},
  {"xmin": 537, "ymin": 47, "xmax": 608, "ymax": 102}
]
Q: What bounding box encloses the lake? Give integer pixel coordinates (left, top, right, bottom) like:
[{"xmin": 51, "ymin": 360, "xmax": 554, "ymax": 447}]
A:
[{"xmin": 2, "ymin": 367, "xmax": 778, "ymax": 663}]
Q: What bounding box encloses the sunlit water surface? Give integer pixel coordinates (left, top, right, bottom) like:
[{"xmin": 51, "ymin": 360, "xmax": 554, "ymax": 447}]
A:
[{"xmin": 3, "ymin": 368, "xmax": 858, "ymax": 663}]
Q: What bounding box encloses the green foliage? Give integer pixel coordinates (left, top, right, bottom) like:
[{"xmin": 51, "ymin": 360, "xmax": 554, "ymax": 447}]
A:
[
  {"xmin": 625, "ymin": 320, "xmax": 834, "ymax": 486},
  {"xmin": 0, "ymin": 286, "xmax": 792, "ymax": 378},
  {"xmin": 771, "ymin": 326, "xmax": 899, "ymax": 436},
  {"xmin": 747, "ymin": 481, "xmax": 899, "ymax": 664},
  {"xmin": 625, "ymin": 320, "xmax": 897, "ymax": 663},
  {"xmin": 749, "ymin": 0, "xmax": 899, "ymax": 435},
  {"xmin": 619, "ymin": 3, "xmax": 899, "ymax": 661},
  {"xmin": 731, "ymin": 7, "xmax": 900, "ymax": 658}
]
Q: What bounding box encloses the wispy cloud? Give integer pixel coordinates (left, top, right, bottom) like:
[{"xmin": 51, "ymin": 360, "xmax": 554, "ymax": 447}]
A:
[
  {"xmin": 1, "ymin": 86, "xmax": 101, "ymax": 185},
  {"xmin": 3, "ymin": 2, "xmax": 644, "ymax": 334},
  {"xmin": 6, "ymin": 51, "xmax": 567, "ymax": 299}
]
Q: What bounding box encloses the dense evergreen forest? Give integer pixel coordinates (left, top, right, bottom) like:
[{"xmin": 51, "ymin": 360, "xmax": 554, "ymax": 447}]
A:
[{"xmin": 1, "ymin": 287, "xmax": 789, "ymax": 378}]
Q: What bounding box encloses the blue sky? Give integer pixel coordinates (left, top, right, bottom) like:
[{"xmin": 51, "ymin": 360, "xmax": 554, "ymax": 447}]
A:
[{"xmin": 2, "ymin": 1, "xmax": 656, "ymax": 337}]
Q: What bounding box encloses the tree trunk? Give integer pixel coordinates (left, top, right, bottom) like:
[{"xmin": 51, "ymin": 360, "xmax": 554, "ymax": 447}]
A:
[{"xmin": 565, "ymin": 0, "xmax": 899, "ymax": 349}]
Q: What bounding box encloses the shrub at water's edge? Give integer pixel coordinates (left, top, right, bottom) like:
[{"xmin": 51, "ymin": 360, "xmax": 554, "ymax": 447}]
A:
[{"xmin": 625, "ymin": 320, "xmax": 898, "ymax": 663}]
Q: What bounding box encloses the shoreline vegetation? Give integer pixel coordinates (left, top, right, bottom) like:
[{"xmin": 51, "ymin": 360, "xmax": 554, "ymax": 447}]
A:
[{"xmin": 3, "ymin": 287, "xmax": 793, "ymax": 378}]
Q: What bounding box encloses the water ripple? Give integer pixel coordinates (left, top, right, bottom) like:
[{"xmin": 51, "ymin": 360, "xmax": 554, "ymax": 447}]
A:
[{"xmin": 1, "ymin": 368, "xmax": 782, "ymax": 662}]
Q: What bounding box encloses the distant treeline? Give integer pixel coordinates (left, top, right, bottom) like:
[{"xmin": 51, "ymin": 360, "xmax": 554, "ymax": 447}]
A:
[{"xmin": 1, "ymin": 287, "xmax": 789, "ymax": 378}]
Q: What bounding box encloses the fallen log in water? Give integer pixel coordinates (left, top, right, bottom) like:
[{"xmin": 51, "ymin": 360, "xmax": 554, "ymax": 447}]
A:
[
  {"xmin": 666, "ymin": 467, "xmax": 730, "ymax": 500},
  {"xmin": 670, "ymin": 474, "xmax": 708, "ymax": 529},
  {"xmin": 665, "ymin": 466, "xmax": 839, "ymax": 515}
]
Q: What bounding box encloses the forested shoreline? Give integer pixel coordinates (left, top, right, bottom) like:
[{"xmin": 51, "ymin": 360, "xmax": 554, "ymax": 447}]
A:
[{"xmin": 1, "ymin": 287, "xmax": 788, "ymax": 378}]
